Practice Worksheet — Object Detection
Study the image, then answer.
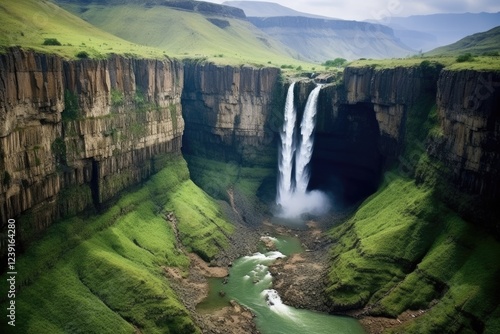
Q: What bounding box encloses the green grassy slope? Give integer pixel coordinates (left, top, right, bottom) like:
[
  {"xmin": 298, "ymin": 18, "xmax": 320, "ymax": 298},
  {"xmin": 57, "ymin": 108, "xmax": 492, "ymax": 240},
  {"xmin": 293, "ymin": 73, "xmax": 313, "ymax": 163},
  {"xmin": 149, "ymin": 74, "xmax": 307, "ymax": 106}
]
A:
[
  {"xmin": 56, "ymin": 1, "xmax": 315, "ymax": 67},
  {"xmin": 328, "ymin": 174, "xmax": 500, "ymax": 333},
  {"xmin": 326, "ymin": 64, "xmax": 500, "ymax": 333},
  {"xmin": 0, "ymin": 154, "xmax": 233, "ymax": 333},
  {"xmin": 427, "ymin": 26, "xmax": 500, "ymax": 56},
  {"xmin": 0, "ymin": 0, "xmax": 166, "ymax": 58}
]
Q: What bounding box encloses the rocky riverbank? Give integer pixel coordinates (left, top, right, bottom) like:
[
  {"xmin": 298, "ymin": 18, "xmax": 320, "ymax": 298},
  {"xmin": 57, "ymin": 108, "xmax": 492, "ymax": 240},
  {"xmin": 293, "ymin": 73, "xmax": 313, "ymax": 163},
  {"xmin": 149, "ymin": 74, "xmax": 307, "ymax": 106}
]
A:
[
  {"xmin": 164, "ymin": 216, "xmax": 262, "ymax": 334},
  {"xmin": 165, "ymin": 204, "xmax": 366, "ymax": 334}
]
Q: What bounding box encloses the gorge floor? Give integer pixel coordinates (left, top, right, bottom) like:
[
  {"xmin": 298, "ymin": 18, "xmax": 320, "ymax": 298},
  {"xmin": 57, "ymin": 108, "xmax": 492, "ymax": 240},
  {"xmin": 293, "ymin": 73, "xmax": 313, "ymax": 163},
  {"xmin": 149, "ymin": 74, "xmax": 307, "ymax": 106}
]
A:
[{"xmin": 165, "ymin": 207, "xmax": 375, "ymax": 334}]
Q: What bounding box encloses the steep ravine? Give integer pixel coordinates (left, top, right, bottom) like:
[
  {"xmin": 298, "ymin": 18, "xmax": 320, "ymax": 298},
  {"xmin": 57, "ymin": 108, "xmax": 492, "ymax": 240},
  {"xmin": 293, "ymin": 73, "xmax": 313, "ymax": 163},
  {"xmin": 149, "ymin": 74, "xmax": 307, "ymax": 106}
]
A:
[{"xmin": 1, "ymin": 47, "xmax": 500, "ymax": 333}]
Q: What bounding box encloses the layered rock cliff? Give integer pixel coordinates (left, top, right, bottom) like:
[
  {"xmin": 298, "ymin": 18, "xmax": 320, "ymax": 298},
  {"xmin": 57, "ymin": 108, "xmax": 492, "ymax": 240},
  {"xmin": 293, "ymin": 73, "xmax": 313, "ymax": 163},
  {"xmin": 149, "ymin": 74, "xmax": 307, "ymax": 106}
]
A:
[
  {"xmin": 322, "ymin": 65, "xmax": 500, "ymax": 334},
  {"xmin": 310, "ymin": 63, "xmax": 499, "ymax": 224},
  {"xmin": 2, "ymin": 47, "xmax": 499, "ymax": 257},
  {"xmin": 182, "ymin": 61, "xmax": 281, "ymax": 167},
  {"xmin": 299, "ymin": 64, "xmax": 441, "ymax": 203},
  {"xmin": 433, "ymin": 69, "xmax": 500, "ymax": 199},
  {"xmin": 0, "ymin": 48, "xmax": 183, "ymax": 251}
]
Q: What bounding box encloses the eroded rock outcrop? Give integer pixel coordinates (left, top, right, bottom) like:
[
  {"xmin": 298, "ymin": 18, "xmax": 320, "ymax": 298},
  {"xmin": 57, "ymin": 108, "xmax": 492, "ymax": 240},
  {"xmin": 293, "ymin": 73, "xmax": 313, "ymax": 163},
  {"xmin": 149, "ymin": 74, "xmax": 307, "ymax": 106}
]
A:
[{"xmin": 0, "ymin": 48, "xmax": 183, "ymax": 250}]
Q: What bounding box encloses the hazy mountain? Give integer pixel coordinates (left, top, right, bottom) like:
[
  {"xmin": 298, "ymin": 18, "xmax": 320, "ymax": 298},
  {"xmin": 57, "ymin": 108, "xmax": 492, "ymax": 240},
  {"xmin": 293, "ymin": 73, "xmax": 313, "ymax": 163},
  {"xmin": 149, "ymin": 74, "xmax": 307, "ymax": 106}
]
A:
[
  {"xmin": 222, "ymin": 1, "xmax": 414, "ymax": 61},
  {"xmin": 381, "ymin": 12, "xmax": 500, "ymax": 52},
  {"xmin": 248, "ymin": 16, "xmax": 415, "ymax": 61},
  {"xmin": 427, "ymin": 26, "xmax": 500, "ymax": 56},
  {"xmin": 223, "ymin": 1, "xmax": 330, "ymax": 19}
]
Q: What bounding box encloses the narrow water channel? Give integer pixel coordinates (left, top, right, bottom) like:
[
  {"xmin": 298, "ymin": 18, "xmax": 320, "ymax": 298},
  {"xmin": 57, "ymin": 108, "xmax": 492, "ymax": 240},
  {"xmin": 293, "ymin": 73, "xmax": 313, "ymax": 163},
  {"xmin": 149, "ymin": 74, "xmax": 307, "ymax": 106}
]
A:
[{"xmin": 197, "ymin": 235, "xmax": 365, "ymax": 334}]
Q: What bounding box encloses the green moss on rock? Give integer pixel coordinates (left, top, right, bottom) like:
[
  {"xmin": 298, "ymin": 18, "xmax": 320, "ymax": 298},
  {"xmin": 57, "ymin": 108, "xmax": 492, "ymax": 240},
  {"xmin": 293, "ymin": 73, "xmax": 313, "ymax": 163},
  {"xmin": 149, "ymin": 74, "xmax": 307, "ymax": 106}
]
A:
[
  {"xmin": 1, "ymin": 154, "xmax": 232, "ymax": 333},
  {"xmin": 327, "ymin": 174, "xmax": 500, "ymax": 333}
]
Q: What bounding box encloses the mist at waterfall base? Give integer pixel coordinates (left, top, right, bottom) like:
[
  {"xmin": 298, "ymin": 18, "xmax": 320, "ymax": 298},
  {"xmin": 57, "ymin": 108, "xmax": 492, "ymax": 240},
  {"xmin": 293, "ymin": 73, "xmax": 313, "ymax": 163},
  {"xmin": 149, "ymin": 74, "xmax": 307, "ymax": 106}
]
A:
[{"xmin": 276, "ymin": 83, "xmax": 331, "ymax": 220}]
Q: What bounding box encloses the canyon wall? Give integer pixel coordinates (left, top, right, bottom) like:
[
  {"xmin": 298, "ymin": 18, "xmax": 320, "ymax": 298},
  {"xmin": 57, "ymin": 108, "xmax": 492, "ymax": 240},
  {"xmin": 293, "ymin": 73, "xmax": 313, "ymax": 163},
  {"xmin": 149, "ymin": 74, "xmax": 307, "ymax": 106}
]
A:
[
  {"xmin": 182, "ymin": 62, "xmax": 282, "ymax": 167},
  {"xmin": 433, "ymin": 69, "xmax": 500, "ymax": 199},
  {"xmin": 1, "ymin": 47, "xmax": 499, "ymax": 254},
  {"xmin": 0, "ymin": 48, "xmax": 183, "ymax": 250},
  {"xmin": 310, "ymin": 63, "xmax": 499, "ymax": 222},
  {"xmin": 305, "ymin": 64, "xmax": 441, "ymax": 203}
]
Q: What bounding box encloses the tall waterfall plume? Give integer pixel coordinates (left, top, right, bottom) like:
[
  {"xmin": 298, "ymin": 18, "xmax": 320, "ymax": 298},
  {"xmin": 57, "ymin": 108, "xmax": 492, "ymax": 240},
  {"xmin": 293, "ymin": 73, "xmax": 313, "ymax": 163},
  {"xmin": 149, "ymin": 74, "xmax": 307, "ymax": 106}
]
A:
[
  {"xmin": 295, "ymin": 85, "xmax": 321, "ymax": 195},
  {"xmin": 276, "ymin": 83, "xmax": 330, "ymax": 219},
  {"xmin": 277, "ymin": 82, "xmax": 297, "ymax": 207}
]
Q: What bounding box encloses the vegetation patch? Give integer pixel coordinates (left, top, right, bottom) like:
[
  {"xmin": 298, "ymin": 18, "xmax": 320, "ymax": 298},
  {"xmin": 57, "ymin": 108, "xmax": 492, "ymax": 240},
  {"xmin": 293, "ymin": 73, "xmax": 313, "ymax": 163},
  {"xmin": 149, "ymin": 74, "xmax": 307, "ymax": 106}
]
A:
[
  {"xmin": 63, "ymin": 90, "xmax": 80, "ymax": 121},
  {"xmin": 0, "ymin": 154, "xmax": 232, "ymax": 333},
  {"xmin": 456, "ymin": 53, "xmax": 474, "ymax": 63},
  {"xmin": 110, "ymin": 88, "xmax": 124, "ymax": 107},
  {"xmin": 42, "ymin": 38, "xmax": 62, "ymax": 46},
  {"xmin": 327, "ymin": 174, "xmax": 500, "ymax": 333},
  {"xmin": 75, "ymin": 50, "xmax": 89, "ymax": 59}
]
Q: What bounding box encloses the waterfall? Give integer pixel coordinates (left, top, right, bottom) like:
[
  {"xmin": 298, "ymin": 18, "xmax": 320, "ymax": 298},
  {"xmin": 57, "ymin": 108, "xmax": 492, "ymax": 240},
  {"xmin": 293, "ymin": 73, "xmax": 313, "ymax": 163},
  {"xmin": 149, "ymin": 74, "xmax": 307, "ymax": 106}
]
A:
[
  {"xmin": 277, "ymin": 82, "xmax": 297, "ymax": 207},
  {"xmin": 295, "ymin": 85, "xmax": 321, "ymax": 195},
  {"xmin": 276, "ymin": 83, "xmax": 330, "ymax": 219}
]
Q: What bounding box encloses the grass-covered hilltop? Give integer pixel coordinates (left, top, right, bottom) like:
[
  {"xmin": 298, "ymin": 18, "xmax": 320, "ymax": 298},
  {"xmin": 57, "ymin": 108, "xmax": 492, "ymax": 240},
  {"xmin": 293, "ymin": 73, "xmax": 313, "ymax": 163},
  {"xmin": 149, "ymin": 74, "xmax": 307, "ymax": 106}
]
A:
[{"xmin": 1, "ymin": 0, "xmax": 500, "ymax": 333}]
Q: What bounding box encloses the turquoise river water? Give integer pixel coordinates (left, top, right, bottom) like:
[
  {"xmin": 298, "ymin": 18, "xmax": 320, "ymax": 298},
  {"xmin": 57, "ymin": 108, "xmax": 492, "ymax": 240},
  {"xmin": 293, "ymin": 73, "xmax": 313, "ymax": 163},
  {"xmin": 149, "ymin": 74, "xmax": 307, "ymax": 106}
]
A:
[{"xmin": 197, "ymin": 235, "xmax": 365, "ymax": 334}]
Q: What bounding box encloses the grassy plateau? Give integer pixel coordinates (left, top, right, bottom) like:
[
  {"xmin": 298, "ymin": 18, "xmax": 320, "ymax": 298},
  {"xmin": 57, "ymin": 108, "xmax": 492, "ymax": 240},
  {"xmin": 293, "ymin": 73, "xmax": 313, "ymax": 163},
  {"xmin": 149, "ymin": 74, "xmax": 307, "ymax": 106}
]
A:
[
  {"xmin": 55, "ymin": 0, "xmax": 318, "ymax": 69},
  {"xmin": 0, "ymin": 0, "xmax": 167, "ymax": 59}
]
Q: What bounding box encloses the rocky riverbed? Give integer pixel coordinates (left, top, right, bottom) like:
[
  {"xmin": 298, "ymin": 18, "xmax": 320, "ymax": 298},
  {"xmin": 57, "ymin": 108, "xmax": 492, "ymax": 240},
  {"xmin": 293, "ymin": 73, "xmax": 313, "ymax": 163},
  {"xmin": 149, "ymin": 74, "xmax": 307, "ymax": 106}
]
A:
[{"xmin": 163, "ymin": 201, "xmax": 405, "ymax": 334}]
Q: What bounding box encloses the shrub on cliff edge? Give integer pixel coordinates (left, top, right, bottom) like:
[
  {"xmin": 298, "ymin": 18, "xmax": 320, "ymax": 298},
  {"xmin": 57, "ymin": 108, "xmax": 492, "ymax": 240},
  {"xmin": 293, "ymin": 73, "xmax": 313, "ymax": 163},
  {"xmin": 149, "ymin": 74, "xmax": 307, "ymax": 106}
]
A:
[
  {"xmin": 456, "ymin": 53, "xmax": 474, "ymax": 63},
  {"xmin": 42, "ymin": 38, "xmax": 62, "ymax": 46}
]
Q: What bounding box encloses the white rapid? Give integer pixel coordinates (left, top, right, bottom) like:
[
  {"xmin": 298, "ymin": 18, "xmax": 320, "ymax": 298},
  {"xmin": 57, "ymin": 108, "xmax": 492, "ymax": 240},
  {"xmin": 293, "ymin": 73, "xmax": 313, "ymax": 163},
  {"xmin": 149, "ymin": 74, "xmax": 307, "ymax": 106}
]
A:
[{"xmin": 276, "ymin": 83, "xmax": 330, "ymax": 219}]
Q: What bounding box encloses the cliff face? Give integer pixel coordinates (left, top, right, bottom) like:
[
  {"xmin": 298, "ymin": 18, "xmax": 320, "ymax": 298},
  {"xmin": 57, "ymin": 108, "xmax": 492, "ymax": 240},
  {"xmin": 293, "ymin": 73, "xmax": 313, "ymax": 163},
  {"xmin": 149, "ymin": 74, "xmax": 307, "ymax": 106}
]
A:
[
  {"xmin": 307, "ymin": 65, "xmax": 440, "ymax": 203},
  {"xmin": 433, "ymin": 69, "xmax": 500, "ymax": 199},
  {"xmin": 341, "ymin": 65, "xmax": 439, "ymax": 158},
  {"xmin": 182, "ymin": 62, "xmax": 281, "ymax": 167},
  {"xmin": 0, "ymin": 48, "xmax": 183, "ymax": 246},
  {"xmin": 313, "ymin": 64, "xmax": 499, "ymax": 218},
  {"xmin": 2, "ymin": 47, "xmax": 499, "ymax": 252}
]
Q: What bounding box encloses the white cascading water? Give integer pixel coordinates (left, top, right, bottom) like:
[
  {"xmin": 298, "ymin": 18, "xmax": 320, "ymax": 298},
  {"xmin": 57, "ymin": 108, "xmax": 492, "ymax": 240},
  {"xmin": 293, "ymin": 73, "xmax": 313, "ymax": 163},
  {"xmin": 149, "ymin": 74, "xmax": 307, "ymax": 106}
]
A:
[
  {"xmin": 276, "ymin": 82, "xmax": 297, "ymax": 207},
  {"xmin": 276, "ymin": 83, "xmax": 330, "ymax": 219},
  {"xmin": 295, "ymin": 85, "xmax": 321, "ymax": 195}
]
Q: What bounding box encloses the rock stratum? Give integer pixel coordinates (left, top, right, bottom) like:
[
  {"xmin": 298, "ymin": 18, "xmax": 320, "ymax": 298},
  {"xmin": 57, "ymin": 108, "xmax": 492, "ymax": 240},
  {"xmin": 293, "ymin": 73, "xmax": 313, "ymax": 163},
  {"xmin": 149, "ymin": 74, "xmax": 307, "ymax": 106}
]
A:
[
  {"xmin": 1, "ymin": 49, "xmax": 499, "ymax": 251},
  {"xmin": 0, "ymin": 48, "xmax": 184, "ymax": 251}
]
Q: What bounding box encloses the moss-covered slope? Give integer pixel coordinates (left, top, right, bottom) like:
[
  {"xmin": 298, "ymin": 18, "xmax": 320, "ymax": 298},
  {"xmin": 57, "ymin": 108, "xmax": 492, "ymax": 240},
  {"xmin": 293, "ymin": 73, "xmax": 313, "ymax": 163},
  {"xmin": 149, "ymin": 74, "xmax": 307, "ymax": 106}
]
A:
[
  {"xmin": 327, "ymin": 174, "xmax": 500, "ymax": 333},
  {"xmin": 0, "ymin": 154, "xmax": 233, "ymax": 333},
  {"xmin": 326, "ymin": 64, "xmax": 500, "ymax": 333}
]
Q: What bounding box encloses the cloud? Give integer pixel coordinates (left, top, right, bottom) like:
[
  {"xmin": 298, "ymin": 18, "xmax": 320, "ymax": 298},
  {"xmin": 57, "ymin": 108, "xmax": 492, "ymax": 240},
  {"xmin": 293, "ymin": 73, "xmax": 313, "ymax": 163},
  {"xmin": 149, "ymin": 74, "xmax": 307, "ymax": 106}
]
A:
[{"xmin": 214, "ymin": 0, "xmax": 500, "ymax": 20}]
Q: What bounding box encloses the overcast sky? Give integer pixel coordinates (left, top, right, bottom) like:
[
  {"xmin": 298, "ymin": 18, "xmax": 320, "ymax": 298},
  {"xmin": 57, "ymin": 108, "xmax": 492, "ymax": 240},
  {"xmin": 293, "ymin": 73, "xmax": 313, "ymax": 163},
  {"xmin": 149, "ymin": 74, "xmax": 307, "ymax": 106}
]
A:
[{"xmin": 206, "ymin": 0, "xmax": 500, "ymax": 21}]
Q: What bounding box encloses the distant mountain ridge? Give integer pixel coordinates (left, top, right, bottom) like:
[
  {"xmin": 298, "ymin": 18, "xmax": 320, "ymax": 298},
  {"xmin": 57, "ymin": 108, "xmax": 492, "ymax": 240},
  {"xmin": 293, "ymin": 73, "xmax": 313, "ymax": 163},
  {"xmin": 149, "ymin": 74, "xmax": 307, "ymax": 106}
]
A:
[
  {"xmin": 222, "ymin": 1, "xmax": 330, "ymax": 19},
  {"xmin": 223, "ymin": 1, "xmax": 415, "ymax": 61},
  {"xmin": 381, "ymin": 12, "xmax": 500, "ymax": 52},
  {"xmin": 248, "ymin": 16, "xmax": 414, "ymax": 61},
  {"xmin": 427, "ymin": 26, "xmax": 500, "ymax": 56}
]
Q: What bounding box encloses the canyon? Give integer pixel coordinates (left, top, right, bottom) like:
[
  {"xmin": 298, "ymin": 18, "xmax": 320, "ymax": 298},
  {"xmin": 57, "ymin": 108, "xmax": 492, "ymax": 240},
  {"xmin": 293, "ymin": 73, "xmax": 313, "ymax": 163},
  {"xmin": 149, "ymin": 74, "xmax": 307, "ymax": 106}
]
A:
[{"xmin": 1, "ymin": 47, "xmax": 499, "ymax": 332}]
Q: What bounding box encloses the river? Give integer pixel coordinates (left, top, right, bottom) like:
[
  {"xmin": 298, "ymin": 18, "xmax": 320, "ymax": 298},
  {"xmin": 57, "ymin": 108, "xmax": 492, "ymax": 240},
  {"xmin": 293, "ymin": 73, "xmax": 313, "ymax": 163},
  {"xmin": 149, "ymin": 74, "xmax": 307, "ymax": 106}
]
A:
[{"xmin": 197, "ymin": 235, "xmax": 365, "ymax": 334}]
